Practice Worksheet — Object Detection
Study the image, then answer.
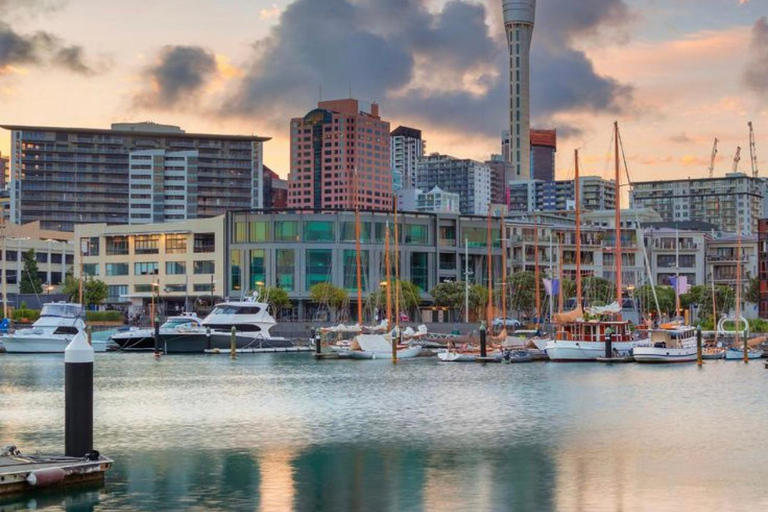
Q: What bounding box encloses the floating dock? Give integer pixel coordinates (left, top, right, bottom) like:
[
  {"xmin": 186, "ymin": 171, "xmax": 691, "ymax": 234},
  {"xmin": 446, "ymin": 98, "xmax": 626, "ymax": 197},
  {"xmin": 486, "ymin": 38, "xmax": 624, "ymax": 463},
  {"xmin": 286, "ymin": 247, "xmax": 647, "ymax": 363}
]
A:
[{"xmin": 0, "ymin": 447, "xmax": 112, "ymax": 496}]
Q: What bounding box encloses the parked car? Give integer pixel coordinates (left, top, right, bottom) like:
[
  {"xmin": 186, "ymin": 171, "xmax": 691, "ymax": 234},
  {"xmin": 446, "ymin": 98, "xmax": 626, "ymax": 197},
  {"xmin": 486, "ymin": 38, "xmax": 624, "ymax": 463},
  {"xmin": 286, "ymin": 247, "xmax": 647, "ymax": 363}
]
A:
[{"xmin": 492, "ymin": 317, "xmax": 522, "ymax": 328}]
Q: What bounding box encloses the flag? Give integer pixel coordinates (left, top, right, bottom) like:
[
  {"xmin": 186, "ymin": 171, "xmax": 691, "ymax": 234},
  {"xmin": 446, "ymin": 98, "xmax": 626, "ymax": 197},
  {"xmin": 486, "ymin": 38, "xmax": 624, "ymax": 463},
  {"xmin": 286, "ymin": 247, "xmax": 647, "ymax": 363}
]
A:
[
  {"xmin": 669, "ymin": 276, "xmax": 690, "ymax": 295},
  {"xmin": 543, "ymin": 279, "xmax": 560, "ymax": 295}
]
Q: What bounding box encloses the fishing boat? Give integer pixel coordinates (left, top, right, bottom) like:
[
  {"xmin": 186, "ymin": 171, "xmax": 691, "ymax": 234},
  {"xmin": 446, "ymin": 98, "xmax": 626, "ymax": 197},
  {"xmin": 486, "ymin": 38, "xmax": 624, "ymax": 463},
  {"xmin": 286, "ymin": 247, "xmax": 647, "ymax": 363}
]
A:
[
  {"xmin": 4, "ymin": 302, "xmax": 107, "ymax": 353},
  {"xmin": 159, "ymin": 297, "xmax": 293, "ymax": 353},
  {"xmin": 634, "ymin": 324, "xmax": 698, "ymax": 363},
  {"xmin": 111, "ymin": 312, "xmax": 202, "ymax": 351}
]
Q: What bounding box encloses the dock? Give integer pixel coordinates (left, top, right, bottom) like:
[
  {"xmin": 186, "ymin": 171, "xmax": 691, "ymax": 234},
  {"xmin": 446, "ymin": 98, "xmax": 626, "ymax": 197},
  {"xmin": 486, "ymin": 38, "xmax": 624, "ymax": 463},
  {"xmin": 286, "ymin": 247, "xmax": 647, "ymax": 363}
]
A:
[
  {"xmin": 204, "ymin": 346, "xmax": 312, "ymax": 354},
  {"xmin": 0, "ymin": 447, "xmax": 112, "ymax": 496}
]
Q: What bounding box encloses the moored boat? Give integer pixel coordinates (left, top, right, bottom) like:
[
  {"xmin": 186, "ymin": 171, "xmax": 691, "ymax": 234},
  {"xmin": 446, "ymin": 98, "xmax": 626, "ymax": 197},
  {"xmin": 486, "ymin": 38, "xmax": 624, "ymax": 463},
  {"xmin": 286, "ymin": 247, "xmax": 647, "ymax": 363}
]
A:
[
  {"xmin": 545, "ymin": 317, "xmax": 640, "ymax": 362},
  {"xmin": 724, "ymin": 347, "xmax": 764, "ymax": 360},
  {"xmin": 634, "ymin": 324, "xmax": 698, "ymax": 364},
  {"xmin": 4, "ymin": 302, "xmax": 106, "ymax": 353},
  {"xmin": 346, "ymin": 334, "xmax": 421, "ymax": 360},
  {"xmin": 111, "ymin": 313, "xmax": 202, "ymax": 351}
]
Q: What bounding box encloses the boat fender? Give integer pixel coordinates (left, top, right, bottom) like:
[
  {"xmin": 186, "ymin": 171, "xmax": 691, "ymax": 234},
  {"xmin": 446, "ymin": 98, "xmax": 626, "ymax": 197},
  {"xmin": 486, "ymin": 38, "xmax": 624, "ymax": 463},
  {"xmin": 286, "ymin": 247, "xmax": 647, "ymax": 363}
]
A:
[{"xmin": 27, "ymin": 468, "xmax": 66, "ymax": 487}]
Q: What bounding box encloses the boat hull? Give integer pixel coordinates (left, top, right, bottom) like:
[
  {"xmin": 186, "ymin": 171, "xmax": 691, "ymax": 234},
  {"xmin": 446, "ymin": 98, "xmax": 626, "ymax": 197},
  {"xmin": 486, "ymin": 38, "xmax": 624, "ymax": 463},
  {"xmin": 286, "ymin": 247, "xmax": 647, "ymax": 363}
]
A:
[
  {"xmin": 159, "ymin": 331, "xmax": 293, "ymax": 354},
  {"xmin": 4, "ymin": 336, "xmax": 107, "ymax": 353},
  {"xmin": 438, "ymin": 351, "xmax": 503, "ymax": 362},
  {"xmin": 634, "ymin": 346, "xmax": 698, "ymax": 363},
  {"xmin": 724, "ymin": 348, "xmax": 764, "ymax": 360},
  {"xmin": 347, "ymin": 346, "xmax": 422, "ymax": 360},
  {"xmin": 111, "ymin": 334, "xmax": 156, "ymax": 351},
  {"xmin": 545, "ymin": 340, "xmax": 637, "ymax": 362}
]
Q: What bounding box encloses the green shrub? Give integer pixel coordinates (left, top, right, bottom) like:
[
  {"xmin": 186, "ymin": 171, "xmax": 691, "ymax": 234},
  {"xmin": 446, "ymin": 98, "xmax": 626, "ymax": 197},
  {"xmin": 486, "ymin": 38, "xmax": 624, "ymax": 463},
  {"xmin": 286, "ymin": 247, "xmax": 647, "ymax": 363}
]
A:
[
  {"xmin": 12, "ymin": 308, "xmax": 40, "ymax": 322},
  {"xmin": 85, "ymin": 311, "xmax": 123, "ymax": 322}
]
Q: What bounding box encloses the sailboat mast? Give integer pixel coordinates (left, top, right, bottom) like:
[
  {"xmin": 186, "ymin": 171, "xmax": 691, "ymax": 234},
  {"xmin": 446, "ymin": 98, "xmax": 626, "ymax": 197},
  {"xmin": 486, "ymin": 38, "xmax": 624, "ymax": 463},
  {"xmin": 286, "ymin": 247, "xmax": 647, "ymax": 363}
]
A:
[
  {"xmin": 355, "ymin": 171, "xmax": 363, "ymax": 325},
  {"xmin": 534, "ymin": 214, "xmax": 541, "ymax": 329},
  {"xmin": 394, "ymin": 198, "xmax": 400, "ymax": 329},
  {"xmin": 486, "ymin": 207, "xmax": 493, "ymax": 329},
  {"xmin": 675, "ymin": 226, "xmax": 681, "ymax": 320},
  {"xmin": 614, "ymin": 121, "xmax": 623, "ymax": 319},
  {"xmin": 737, "ymin": 220, "xmax": 745, "ymax": 361},
  {"xmin": 501, "ymin": 216, "xmax": 507, "ymax": 323},
  {"xmin": 575, "ymin": 149, "xmax": 582, "ymax": 309},
  {"xmin": 711, "ymin": 263, "xmax": 718, "ymax": 345},
  {"xmin": 465, "ymin": 237, "xmax": 469, "ymax": 323},
  {"xmin": 558, "ymin": 233, "xmax": 564, "ymax": 314},
  {"xmin": 385, "ymin": 224, "xmax": 392, "ymax": 331}
]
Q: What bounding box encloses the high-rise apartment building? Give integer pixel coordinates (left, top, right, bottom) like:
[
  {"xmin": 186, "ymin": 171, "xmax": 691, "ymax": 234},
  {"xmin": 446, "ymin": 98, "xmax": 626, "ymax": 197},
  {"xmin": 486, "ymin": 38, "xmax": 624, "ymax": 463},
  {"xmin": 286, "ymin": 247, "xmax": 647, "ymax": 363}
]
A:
[
  {"xmin": 630, "ymin": 173, "xmax": 766, "ymax": 235},
  {"xmin": 485, "ymin": 155, "xmax": 512, "ymax": 206},
  {"xmin": 502, "ymin": 128, "xmax": 556, "ymax": 182},
  {"xmin": 0, "ymin": 152, "xmax": 8, "ymax": 189},
  {"xmin": 502, "ymin": 0, "xmax": 536, "ymax": 179},
  {"xmin": 390, "ymin": 126, "xmax": 425, "ymax": 191},
  {"xmin": 415, "ymin": 154, "xmax": 491, "ymax": 215},
  {"xmin": 2, "ymin": 122, "xmax": 268, "ymax": 231},
  {"xmin": 288, "ymin": 99, "xmax": 392, "ymax": 211},
  {"xmin": 508, "ymin": 176, "xmax": 616, "ymax": 212}
]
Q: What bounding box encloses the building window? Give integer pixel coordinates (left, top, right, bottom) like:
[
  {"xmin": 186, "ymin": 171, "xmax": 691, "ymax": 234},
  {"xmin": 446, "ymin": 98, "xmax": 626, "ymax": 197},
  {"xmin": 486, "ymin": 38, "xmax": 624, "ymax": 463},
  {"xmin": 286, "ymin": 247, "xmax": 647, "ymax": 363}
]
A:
[
  {"xmin": 193, "ymin": 260, "xmax": 215, "ymax": 275},
  {"xmin": 275, "ymin": 249, "xmax": 295, "ymax": 291},
  {"xmin": 304, "ymin": 221, "xmax": 335, "ymax": 242},
  {"xmin": 194, "ymin": 233, "xmax": 215, "ymax": 253},
  {"xmin": 82, "ymin": 237, "xmax": 100, "ymax": 257},
  {"xmin": 404, "ymin": 224, "xmax": 428, "ymax": 245},
  {"xmin": 231, "ymin": 250, "xmax": 242, "ymax": 292},
  {"xmin": 36, "ymin": 252, "xmax": 48, "ymax": 263},
  {"xmin": 411, "ymin": 252, "xmax": 428, "ymax": 292},
  {"xmin": 83, "ymin": 263, "xmax": 99, "ymax": 277},
  {"xmin": 108, "ymin": 285, "xmax": 128, "ymax": 301},
  {"xmin": 5, "ymin": 250, "xmax": 16, "ymax": 262},
  {"xmin": 340, "ymin": 222, "xmax": 371, "ymax": 243},
  {"xmin": 306, "ymin": 249, "xmax": 333, "ymax": 290},
  {"xmin": 135, "ymin": 235, "xmax": 159, "ymax": 255},
  {"xmin": 106, "ymin": 263, "xmax": 129, "ymax": 276},
  {"xmin": 5, "ymin": 270, "xmax": 16, "ymax": 284},
  {"xmin": 166, "ymin": 261, "xmax": 186, "ymax": 275},
  {"xmin": 106, "ymin": 236, "xmax": 129, "ymax": 256},
  {"xmin": 193, "ymin": 283, "xmax": 213, "ymax": 292},
  {"xmin": 134, "ymin": 262, "xmax": 159, "ymax": 275},
  {"xmin": 135, "ymin": 284, "xmax": 153, "ymax": 293},
  {"xmin": 249, "ymin": 250, "xmax": 266, "ymax": 289},
  {"xmin": 275, "ymin": 221, "xmax": 299, "ymax": 242},
  {"xmin": 165, "ymin": 284, "xmax": 187, "ymax": 293},
  {"xmin": 343, "ymin": 250, "xmax": 369, "ymax": 291},
  {"xmin": 250, "ymin": 221, "xmax": 271, "ymax": 242},
  {"xmin": 234, "ymin": 221, "xmax": 247, "ymax": 243},
  {"xmin": 165, "ymin": 234, "xmax": 187, "ymax": 254}
]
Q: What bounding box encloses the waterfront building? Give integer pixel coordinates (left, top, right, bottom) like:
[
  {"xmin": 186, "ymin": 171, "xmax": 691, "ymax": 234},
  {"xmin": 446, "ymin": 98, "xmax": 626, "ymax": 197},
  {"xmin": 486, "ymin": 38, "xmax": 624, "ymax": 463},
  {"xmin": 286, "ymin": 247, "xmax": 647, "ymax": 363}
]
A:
[
  {"xmin": 417, "ymin": 187, "xmax": 461, "ymax": 214},
  {"xmin": 391, "ymin": 126, "xmax": 425, "ymax": 191},
  {"xmin": 288, "ymin": 99, "xmax": 392, "ymax": 211},
  {"xmin": 75, "ymin": 216, "xmax": 225, "ymax": 316},
  {"xmin": 2, "ymin": 122, "xmax": 267, "ymax": 231},
  {"xmin": 263, "ymin": 167, "xmax": 288, "ymax": 209},
  {"xmin": 226, "ymin": 209, "xmax": 503, "ymax": 320},
  {"xmin": 644, "ymin": 228, "xmax": 710, "ymax": 287},
  {"xmin": 630, "ymin": 173, "xmax": 766, "ymax": 235},
  {"xmin": 508, "ymin": 177, "xmax": 616, "ymax": 212},
  {"xmin": 502, "ymin": 0, "xmax": 536, "ymax": 179},
  {"xmin": 415, "ymin": 154, "xmax": 491, "ymax": 215},
  {"xmin": 396, "ymin": 188, "xmax": 421, "ymax": 212},
  {"xmin": 758, "ymin": 219, "xmax": 768, "ymax": 318},
  {"xmin": 502, "ymin": 128, "xmax": 556, "ymax": 183},
  {"xmin": 707, "ymin": 235, "xmax": 757, "ymax": 298},
  {"xmin": 485, "ymin": 155, "xmax": 512, "ymax": 206},
  {"xmin": 0, "ymin": 221, "xmax": 73, "ymax": 299}
]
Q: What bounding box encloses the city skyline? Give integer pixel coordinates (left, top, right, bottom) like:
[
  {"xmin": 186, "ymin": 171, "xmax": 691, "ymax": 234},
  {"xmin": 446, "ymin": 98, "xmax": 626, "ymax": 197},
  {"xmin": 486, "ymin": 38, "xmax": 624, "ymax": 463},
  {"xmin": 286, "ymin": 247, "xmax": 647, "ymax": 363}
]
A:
[{"xmin": 0, "ymin": 0, "xmax": 767, "ymax": 183}]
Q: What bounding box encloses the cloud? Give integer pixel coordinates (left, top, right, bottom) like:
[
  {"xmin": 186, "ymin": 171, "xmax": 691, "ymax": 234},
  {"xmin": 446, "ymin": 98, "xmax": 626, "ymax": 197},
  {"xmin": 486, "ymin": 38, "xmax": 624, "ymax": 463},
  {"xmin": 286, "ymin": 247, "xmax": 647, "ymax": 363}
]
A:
[
  {"xmin": 0, "ymin": 21, "xmax": 92, "ymax": 74},
  {"xmin": 669, "ymin": 132, "xmax": 692, "ymax": 144},
  {"xmin": 743, "ymin": 16, "xmax": 768, "ymax": 100},
  {"xmin": 259, "ymin": 4, "xmax": 281, "ymax": 20},
  {"xmin": 134, "ymin": 45, "xmax": 217, "ymax": 109}
]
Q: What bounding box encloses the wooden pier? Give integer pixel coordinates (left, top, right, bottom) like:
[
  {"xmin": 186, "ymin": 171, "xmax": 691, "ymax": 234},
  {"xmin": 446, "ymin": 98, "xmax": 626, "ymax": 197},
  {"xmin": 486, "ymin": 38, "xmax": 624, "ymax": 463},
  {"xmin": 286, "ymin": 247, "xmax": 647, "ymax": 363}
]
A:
[{"xmin": 0, "ymin": 447, "xmax": 112, "ymax": 496}]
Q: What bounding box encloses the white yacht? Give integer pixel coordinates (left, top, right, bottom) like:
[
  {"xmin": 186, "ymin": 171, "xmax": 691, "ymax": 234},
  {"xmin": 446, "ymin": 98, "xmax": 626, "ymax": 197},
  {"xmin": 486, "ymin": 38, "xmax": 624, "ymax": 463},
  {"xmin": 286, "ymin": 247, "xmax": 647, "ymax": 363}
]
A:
[
  {"xmin": 634, "ymin": 324, "xmax": 697, "ymax": 363},
  {"xmin": 111, "ymin": 313, "xmax": 202, "ymax": 351},
  {"xmin": 160, "ymin": 298, "xmax": 292, "ymax": 353},
  {"xmin": 4, "ymin": 303, "xmax": 106, "ymax": 353}
]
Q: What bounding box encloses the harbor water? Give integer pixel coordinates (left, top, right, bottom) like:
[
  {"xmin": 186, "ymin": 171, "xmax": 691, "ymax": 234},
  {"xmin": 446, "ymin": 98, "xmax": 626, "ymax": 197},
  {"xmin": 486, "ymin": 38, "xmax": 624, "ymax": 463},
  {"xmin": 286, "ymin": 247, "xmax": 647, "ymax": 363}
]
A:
[{"xmin": 1, "ymin": 354, "xmax": 766, "ymax": 511}]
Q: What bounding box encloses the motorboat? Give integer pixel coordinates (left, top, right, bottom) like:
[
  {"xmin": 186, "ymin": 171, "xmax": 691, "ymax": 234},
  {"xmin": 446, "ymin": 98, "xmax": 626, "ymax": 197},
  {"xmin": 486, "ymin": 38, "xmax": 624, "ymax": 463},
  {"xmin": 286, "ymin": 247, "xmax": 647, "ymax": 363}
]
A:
[
  {"xmin": 346, "ymin": 334, "xmax": 422, "ymax": 360},
  {"xmin": 634, "ymin": 324, "xmax": 698, "ymax": 364},
  {"xmin": 111, "ymin": 313, "xmax": 202, "ymax": 351},
  {"xmin": 4, "ymin": 302, "xmax": 106, "ymax": 353},
  {"xmin": 725, "ymin": 346, "xmax": 765, "ymax": 360},
  {"xmin": 545, "ymin": 318, "xmax": 643, "ymax": 362},
  {"xmin": 159, "ymin": 298, "xmax": 293, "ymax": 354}
]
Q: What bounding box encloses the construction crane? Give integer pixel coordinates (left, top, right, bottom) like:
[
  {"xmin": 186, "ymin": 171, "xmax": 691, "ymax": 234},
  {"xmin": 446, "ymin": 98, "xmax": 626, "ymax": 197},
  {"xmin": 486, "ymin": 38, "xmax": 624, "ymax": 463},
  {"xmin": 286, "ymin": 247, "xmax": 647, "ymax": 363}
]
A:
[
  {"xmin": 733, "ymin": 146, "xmax": 742, "ymax": 173},
  {"xmin": 748, "ymin": 121, "xmax": 759, "ymax": 178},
  {"xmin": 708, "ymin": 138, "xmax": 719, "ymax": 178}
]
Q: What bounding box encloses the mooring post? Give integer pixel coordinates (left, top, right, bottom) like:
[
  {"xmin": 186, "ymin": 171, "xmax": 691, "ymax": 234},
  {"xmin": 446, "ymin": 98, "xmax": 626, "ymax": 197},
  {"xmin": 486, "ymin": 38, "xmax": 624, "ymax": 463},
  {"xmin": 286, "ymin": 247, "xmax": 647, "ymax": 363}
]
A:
[
  {"xmin": 605, "ymin": 328, "xmax": 613, "ymax": 359},
  {"xmin": 65, "ymin": 332, "xmax": 94, "ymax": 458},
  {"xmin": 206, "ymin": 326, "xmax": 212, "ymax": 350},
  {"xmin": 479, "ymin": 322, "xmax": 487, "ymax": 358},
  {"xmin": 697, "ymin": 326, "xmax": 703, "ymax": 367},
  {"xmin": 230, "ymin": 325, "xmax": 237, "ymax": 359},
  {"xmin": 312, "ymin": 328, "xmax": 320, "ymax": 355},
  {"xmin": 86, "ymin": 325, "xmax": 92, "ymax": 347},
  {"xmin": 154, "ymin": 316, "xmax": 161, "ymax": 358}
]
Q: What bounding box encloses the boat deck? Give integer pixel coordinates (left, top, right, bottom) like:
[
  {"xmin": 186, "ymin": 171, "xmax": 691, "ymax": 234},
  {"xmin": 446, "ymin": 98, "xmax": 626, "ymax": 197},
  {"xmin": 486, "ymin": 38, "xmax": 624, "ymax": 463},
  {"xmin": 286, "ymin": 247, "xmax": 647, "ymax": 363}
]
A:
[{"xmin": 0, "ymin": 450, "xmax": 112, "ymax": 496}]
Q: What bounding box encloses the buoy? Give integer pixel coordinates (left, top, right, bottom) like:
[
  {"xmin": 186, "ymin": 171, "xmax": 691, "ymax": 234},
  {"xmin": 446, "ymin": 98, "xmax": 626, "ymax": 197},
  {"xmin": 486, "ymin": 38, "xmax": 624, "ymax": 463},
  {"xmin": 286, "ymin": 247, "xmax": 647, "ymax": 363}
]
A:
[{"xmin": 27, "ymin": 467, "xmax": 66, "ymax": 487}]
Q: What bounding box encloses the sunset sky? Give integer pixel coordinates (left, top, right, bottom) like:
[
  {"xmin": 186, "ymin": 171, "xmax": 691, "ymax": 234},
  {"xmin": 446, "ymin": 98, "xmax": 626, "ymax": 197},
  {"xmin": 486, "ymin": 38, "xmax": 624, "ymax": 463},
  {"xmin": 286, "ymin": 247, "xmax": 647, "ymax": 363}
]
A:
[{"xmin": 1, "ymin": 0, "xmax": 767, "ymax": 184}]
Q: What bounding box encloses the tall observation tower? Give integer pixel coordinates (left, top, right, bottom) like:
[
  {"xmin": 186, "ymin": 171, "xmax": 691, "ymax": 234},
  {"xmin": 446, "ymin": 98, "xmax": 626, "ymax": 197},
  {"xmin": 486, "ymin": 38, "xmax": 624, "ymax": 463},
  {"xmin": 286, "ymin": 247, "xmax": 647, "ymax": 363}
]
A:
[{"xmin": 502, "ymin": 0, "xmax": 536, "ymax": 179}]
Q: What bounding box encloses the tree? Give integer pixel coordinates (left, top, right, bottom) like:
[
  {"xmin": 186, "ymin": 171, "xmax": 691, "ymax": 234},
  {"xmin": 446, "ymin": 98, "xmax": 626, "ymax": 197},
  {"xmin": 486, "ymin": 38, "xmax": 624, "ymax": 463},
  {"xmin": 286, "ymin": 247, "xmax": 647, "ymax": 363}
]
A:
[
  {"xmin": 309, "ymin": 282, "xmax": 346, "ymax": 321},
  {"xmin": 260, "ymin": 286, "xmax": 292, "ymax": 317},
  {"xmin": 62, "ymin": 275, "xmax": 108, "ymax": 307},
  {"xmin": 373, "ymin": 280, "xmax": 422, "ymax": 313},
  {"xmin": 581, "ymin": 276, "xmax": 614, "ymax": 305},
  {"xmin": 637, "ymin": 285, "xmax": 675, "ymax": 315},
  {"xmin": 430, "ymin": 281, "xmax": 466, "ymax": 309},
  {"xmin": 746, "ymin": 276, "xmax": 760, "ymax": 305},
  {"xmin": 20, "ymin": 249, "xmax": 43, "ymax": 294},
  {"xmin": 506, "ymin": 271, "xmax": 544, "ymax": 319},
  {"xmin": 469, "ymin": 285, "xmax": 488, "ymax": 319}
]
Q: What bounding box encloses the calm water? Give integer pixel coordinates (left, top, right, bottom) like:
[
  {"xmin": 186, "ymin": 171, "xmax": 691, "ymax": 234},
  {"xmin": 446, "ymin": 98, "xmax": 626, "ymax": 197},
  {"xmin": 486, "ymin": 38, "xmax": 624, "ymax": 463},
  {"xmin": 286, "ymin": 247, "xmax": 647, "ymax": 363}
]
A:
[{"xmin": 1, "ymin": 353, "xmax": 767, "ymax": 512}]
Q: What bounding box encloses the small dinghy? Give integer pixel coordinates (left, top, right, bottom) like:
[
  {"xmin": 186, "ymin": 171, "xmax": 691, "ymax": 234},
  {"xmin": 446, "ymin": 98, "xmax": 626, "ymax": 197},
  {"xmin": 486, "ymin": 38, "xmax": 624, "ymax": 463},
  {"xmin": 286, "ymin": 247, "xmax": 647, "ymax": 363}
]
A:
[{"xmin": 505, "ymin": 350, "xmax": 534, "ymax": 363}]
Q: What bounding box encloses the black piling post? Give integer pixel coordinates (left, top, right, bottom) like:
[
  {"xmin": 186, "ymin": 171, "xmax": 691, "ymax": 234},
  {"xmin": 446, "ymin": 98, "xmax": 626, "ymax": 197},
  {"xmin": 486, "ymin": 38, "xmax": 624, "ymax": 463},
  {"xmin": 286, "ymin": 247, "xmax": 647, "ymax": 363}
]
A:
[
  {"xmin": 153, "ymin": 316, "xmax": 161, "ymax": 358},
  {"xmin": 605, "ymin": 329, "xmax": 613, "ymax": 359},
  {"xmin": 65, "ymin": 332, "xmax": 94, "ymax": 458},
  {"xmin": 206, "ymin": 326, "xmax": 212, "ymax": 351},
  {"xmin": 697, "ymin": 326, "xmax": 703, "ymax": 367},
  {"xmin": 480, "ymin": 323, "xmax": 487, "ymax": 358},
  {"xmin": 312, "ymin": 328, "xmax": 321, "ymax": 355}
]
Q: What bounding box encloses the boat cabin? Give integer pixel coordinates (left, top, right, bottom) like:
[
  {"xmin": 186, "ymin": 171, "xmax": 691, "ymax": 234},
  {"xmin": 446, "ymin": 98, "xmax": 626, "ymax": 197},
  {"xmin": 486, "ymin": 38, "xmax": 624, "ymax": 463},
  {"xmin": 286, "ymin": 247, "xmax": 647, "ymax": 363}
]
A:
[
  {"xmin": 556, "ymin": 321, "xmax": 632, "ymax": 342},
  {"xmin": 649, "ymin": 327, "xmax": 695, "ymax": 349}
]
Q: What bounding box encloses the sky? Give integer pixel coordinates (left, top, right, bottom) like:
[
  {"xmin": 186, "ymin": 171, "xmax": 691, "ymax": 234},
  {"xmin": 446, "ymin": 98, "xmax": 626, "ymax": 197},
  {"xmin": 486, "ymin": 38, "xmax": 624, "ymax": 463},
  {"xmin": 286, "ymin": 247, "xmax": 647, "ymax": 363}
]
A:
[{"xmin": 1, "ymin": 0, "xmax": 767, "ymax": 185}]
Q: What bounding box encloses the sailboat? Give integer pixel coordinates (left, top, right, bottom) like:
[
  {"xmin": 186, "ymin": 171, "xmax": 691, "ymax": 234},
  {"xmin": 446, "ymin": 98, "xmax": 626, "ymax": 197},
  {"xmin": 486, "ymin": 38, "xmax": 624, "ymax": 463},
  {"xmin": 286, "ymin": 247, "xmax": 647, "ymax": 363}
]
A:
[
  {"xmin": 724, "ymin": 225, "xmax": 763, "ymax": 360},
  {"xmin": 545, "ymin": 124, "xmax": 646, "ymax": 362}
]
